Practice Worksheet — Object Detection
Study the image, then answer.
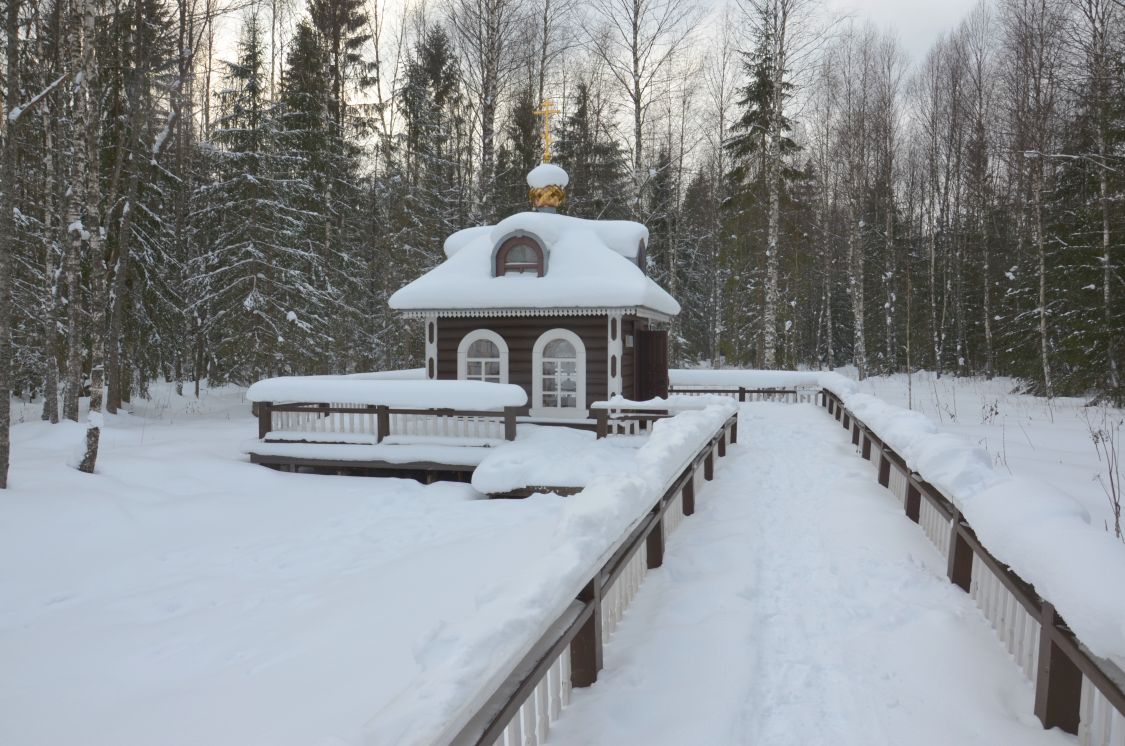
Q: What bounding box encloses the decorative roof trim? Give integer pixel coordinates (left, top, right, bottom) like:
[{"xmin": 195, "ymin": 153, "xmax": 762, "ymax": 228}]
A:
[{"xmin": 399, "ymin": 306, "xmax": 674, "ymax": 323}]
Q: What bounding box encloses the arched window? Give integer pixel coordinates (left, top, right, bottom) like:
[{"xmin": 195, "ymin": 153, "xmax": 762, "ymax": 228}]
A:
[
  {"xmin": 532, "ymin": 329, "xmax": 586, "ymax": 417},
  {"xmin": 494, "ymin": 234, "xmax": 546, "ymax": 277},
  {"xmin": 457, "ymin": 329, "xmax": 509, "ymax": 384}
]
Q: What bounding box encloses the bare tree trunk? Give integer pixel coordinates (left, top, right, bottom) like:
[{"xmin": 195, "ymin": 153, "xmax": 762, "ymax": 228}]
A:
[
  {"xmin": 62, "ymin": 2, "xmax": 85, "ymax": 423},
  {"xmin": 1101, "ymin": 131, "xmax": 1117, "ymax": 393},
  {"xmin": 0, "ymin": 0, "xmax": 21, "ymax": 488},
  {"xmin": 760, "ymin": 3, "xmax": 790, "ymax": 369},
  {"xmin": 586, "ymin": 0, "xmax": 699, "ymax": 220},
  {"xmin": 77, "ymin": 0, "xmax": 104, "ymax": 473},
  {"xmin": 1032, "ymin": 158, "xmax": 1052, "ymax": 397},
  {"xmin": 106, "ymin": 174, "xmax": 138, "ymax": 414},
  {"xmin": 632, "ymin": 40, "xmax": 643, "ymax": 216},
  {"xmin": 847, "ymin": 200, "xmax": 866, "ymax": 379},
  {"xmin": 982, "ymin": 204, "xmax": 995, "ymax": 379}
]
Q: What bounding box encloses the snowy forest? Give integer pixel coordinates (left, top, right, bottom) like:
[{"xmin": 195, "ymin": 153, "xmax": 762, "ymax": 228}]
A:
[{"xmin": 0, "ymin": 0, "xmax": 1122, "ymax": 484}]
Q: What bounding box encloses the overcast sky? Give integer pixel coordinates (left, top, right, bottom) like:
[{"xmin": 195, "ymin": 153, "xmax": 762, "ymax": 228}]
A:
[{"xmin": 826, "ymin": 0, "xmax": 982, "ymax": 62}]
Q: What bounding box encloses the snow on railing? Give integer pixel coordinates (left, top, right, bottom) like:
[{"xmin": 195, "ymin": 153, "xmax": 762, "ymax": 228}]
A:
[
  {"xmin": 822, "ymin": 388, "xmax": 1125, "ymax": 743},
  {"xmin": 365, "ymin": 406, "xmax": 737, "ymax": 746}
]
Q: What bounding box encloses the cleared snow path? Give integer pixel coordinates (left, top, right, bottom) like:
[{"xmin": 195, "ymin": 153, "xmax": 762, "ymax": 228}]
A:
[{"xmin": 547, "ymin": 403, "xmax": 1073, "ymax": 746}]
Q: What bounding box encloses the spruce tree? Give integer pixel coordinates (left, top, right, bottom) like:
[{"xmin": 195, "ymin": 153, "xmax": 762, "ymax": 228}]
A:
[
  {"xmin": 191, "ymin": 13, "xmax": 328, "ymax": 383},
  {"xmin": 554, "ymin": 83, "xmax": 628, "ymax": 219},
  {"xmin": 496, "ymin": 86, "xmax": 541, "ymax": 216}
]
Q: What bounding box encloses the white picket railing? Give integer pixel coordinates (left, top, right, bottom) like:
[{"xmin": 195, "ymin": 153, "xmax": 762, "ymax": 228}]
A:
[
  {"xmin": 1080, "ymin": 674, "xmax": 1125, "ymax": 746},
  {"xmin": 668, "ymin": 385, "xmax": 820, "ymax": 404},
  {"xmin": 970, "ymin": 554, "xmax": 1041, "ymax": 682},
  {"xmin": 601, "ymin": 543, "xmax": 649, "ymax": 642},
  {"xmin": 918, "ymin": 497, "xmax": 952, "ymax": 559},
  {"xmin": 887, "ymin": 462, "xmax": 910, "ymax": 507},
  {"xmin": 259, "ymin": 402, "xmax": 514, "ymax": 445},
  {"xmin": 387, "ymin": 413, "xmax": 506, "ymax": 440},
  {"xmin": 490, "ymin": 648, "xmax": 572, "ymax": 746},
  {"xmin": 664, "ymin": 489, "xmax": 685, "ymax": 536}
]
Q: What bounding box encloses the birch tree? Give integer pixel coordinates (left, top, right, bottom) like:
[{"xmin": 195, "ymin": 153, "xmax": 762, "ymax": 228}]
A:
[
  {"xmin": 449, "ymin": 0, "xmax": 523, "ymax": 222},
  {"xmin": 76, "ymin": 0, "xmax": 105, "ymax": 474},
  {"xmin": 1003, "ymin": 0, "xmax": 1066, "ymax": 396},
  {"xmin": 0, "ymin": 0, "xmax": 20, "ymax": 488},
  {"xmin": 584, "ymin": 0, "xmax": 700, "ymax": 217}
]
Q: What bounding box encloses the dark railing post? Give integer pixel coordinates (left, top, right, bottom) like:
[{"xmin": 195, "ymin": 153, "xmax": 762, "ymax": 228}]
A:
[
  {"xmin": 877, "ymin": 455, "xmax": 891, "ymax": 487},
  {"xmin": 730, "ymin": 417, "xmax": 738, "ymax": 444},
  {"xmin": 862, "ymin": 434, "xmax": 873, "ymax": 460},
  {"xmin": 376, "ymin": 405, "xmax": 390, "ymax": 443},
  {"xmin": 704, "ymin": 449, "xmax": 715, "ymax": 481},
  {"xmin": 1034, "ymin": 603, "xmax": 1083, "ymax": 734},
  {"xmin": 851, "ymin": 422, "xmax": 861, "ymax": 446},
  {"xmin": 682, "ymin": 474, "xmax": 696, "ymax": 516},
  {"xmin": 843, "ymin": 412, "xmax": 851, "ymax": 430},
  {"xmin": 946, "ymin": 511, "xmax": 973, "ymax": 592},
  {"xmin": 594, "ymin": 409, "xmax": 608, "ymax": 439},
  {"xmin": 571, "ymin": 577, "xmax": 603, "ymax": 687},
  {"xmin": 905, "ymin": 482, "xmax": 921, "ymax": 523},
  {"xmin": 257, "ymin": 402, "xmax": 272, "ymax": 439},
  {"xmin": 718, "ymin": 428, "xmax": 727, "ymax": 457},
  {"xmin": 738, "ymin": 386, "xmax": 746, "ymax": 402},
  {"xmin": 504, "ymin": 406, "xmax": 518, "ymax": 441},
  {"xmin": 646, "ymin": 509, "xmax": 665, "ymax": 569}
]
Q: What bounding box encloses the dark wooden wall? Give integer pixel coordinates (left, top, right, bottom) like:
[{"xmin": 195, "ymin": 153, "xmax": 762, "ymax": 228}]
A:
[{"xmin": 437, "ymin": 315, "xmax": 610, "ymax": 412}]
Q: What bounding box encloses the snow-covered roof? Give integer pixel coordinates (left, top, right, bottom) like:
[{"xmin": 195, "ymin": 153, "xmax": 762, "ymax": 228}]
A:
[{"xmin": 389, "ymin": 211, "xmax": 680, "ymax": 317}]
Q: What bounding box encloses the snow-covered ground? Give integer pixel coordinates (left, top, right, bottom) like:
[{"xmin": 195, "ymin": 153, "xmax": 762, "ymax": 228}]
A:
[
  {"xmin": 1, "ymin": 377, "xmax": 1115, "ymax": 744},
  {"xmin": 853, "ymin": 371, "xmax": 1122, "ymax": 536},
  {"xmin": 548, "ymin": 403, "xmax": 1073, "ymax": 746},
  {"xmin": 0, "ymin": 385, "xmax": 570, "ymax": 746},
  {"xmin": 0, "ymin": 384, "xmax": 733, "ymax": 746}
]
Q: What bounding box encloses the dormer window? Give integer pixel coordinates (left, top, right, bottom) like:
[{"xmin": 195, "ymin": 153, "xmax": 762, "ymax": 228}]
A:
[{"xmin": 494, "ymin": 234, "xmax": 546, "ymax": 277}]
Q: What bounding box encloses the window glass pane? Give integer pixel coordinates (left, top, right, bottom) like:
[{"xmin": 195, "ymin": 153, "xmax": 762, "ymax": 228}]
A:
[
  {"xmin": 543, "ymin": 339, "xmax": 575, "ymax": 358},
  {"xmin": 560, "ymin": 361, "xmax": 577, "ymax": 374},
  {"xmin": 543, "ymin": 377, "xmax": 557, "ymax": 392},
  {"xmin": 508, "ymin": 244, "xmax": 538, "ymax": 263},
  {"xmin": 467, "ymin": 361, "xmax": 482, "ymax": 376},
  {"xmin": 560, "ymin": 394, "xmax": 576, "ymax": 408},
  {"xmin": 542, "ymin": 361, "xmax": 557, "ymax": 375},
  {"xmin": 468, "ymin": 339, "xmax": 499, "ymax": 358},
  {"xmin": 485, "ymin": 361, "xmax": 500, "ymax": 376},
  {"xmin": 543, "ymin": 394, "xmax": 558, "ymax": 407},
  {"xmin": 560, "ymin": 379, "xmax": 576, "ymax": 393}
]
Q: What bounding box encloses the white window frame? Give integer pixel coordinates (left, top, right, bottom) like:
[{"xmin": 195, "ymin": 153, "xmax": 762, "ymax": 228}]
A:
[
  {"xmin": 457, "ymin": 329, "xmax": 509, "ymax": 384},
  {"xmin": 531, "ymin": 328, "xmax": 587, "ymax": 418}
]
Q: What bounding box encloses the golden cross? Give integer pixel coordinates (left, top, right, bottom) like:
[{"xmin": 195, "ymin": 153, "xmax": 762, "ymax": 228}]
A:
[{"xmin": 533, "ymin": 98, "xmax": 561, "ymax": 162}]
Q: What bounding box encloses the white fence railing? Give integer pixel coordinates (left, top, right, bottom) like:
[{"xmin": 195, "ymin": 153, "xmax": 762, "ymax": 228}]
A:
[{"xmin": 824, "ymin": 389, "xmax": 1125, "ymax": 744}]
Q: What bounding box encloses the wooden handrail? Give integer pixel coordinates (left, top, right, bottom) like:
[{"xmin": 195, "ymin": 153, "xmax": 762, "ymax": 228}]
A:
[
  {"xmin": 451, "ymin": 412, "xmax": 738, "ymax": 745},
  {"xmin": 819, "ymin": 389, "xmax": 1125, "ymax": 735}
]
